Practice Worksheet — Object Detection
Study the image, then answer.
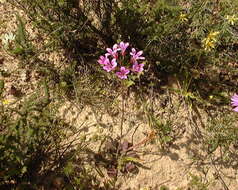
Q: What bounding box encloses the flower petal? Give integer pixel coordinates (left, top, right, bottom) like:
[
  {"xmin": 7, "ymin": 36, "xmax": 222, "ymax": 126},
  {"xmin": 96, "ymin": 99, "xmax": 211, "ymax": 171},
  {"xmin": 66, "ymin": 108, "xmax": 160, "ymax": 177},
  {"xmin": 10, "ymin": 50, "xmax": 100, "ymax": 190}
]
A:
[
  {"xmin": 138, "ymin": 56, "xmax": 145, "ymax": 60},
  {"xmin": 111, "ymin": 59, "xmax": 117, "ymax": 68},
  {"xmin": 113, "ymin": 44, "xmax": 118, "ymax": 50},
  {"xmin": 130, "ymin": 48, "xmax": 136, "ymax": 55},
  {"xmin": 233, "ymin": 106, "xmax": 238, "ymax": 112},
  {"xmin": 120, "ymin": 42, "xmax": 124, "ymax": 47},
  {"xmin": 136, "ymin": 50, "xmax": 143, "ymax": 56},
  {"xmin": 106, "ymin": 48, "xmax": 112, "ymax": 53}
]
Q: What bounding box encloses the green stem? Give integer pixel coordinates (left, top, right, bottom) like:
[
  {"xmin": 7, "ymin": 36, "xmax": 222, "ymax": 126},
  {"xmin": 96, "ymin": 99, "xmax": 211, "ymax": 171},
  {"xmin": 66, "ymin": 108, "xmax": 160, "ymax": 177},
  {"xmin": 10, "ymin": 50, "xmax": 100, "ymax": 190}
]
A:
[{"xmin": 120, "ymin": 91, "xmax": 125, "ymax": 139}]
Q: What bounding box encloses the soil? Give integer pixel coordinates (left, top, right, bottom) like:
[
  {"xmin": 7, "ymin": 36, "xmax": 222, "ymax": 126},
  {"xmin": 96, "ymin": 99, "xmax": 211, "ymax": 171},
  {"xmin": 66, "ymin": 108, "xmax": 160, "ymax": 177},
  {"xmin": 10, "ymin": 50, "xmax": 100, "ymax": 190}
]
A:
[{"xmin": 1, "ymin": 2, "xmax": 238, "ymax": 190}]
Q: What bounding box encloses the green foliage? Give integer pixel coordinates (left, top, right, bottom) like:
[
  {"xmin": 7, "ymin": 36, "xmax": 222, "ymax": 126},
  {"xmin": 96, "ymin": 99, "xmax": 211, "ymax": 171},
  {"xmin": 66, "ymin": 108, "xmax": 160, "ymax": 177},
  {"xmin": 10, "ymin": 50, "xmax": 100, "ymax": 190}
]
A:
[
  {"xmin": 10, "ymin": 14, "xmax": 35, "ymax": 57},
  {"xmin": 0, "ymin": 81, "xmax": 100, "ymax": 189},
  {"xmin": 15, "ymin": 14, "xmax": 27, "ymax": 47},
  {"xmin": 0, "ymin": 79, "xmax": 4, "ymax": 96},
  {"xmin": 153, "ymin": 118, "xmax": 173, "ymax": 146},
  {"xmin": 2, "ymin": 0, "xmax": 238, "ymax": 189},
  {"xmin": 205, "ymin": 113, "xmax": 238, "ymax": 156},
  {"xmin": 0, "ymin": 82, "xmax": 50, "ymax": 185},
  {"xmin": 188, "ymin": 174, "xmax": 210, "ymax": 190},
  {"xmin": 9, "ymin": 0, "xmax": 113, "ymax": 60},
  {"xmin": 8, "ymin": 0, "xmax": 238, "ymax": 92},
  {"xmin": 144, "ymin": 104, "xmax": 174, "ymax": 147},
  {"xmin": 160, "ymin": 185, "xmax": 170, "ymax": 190}
]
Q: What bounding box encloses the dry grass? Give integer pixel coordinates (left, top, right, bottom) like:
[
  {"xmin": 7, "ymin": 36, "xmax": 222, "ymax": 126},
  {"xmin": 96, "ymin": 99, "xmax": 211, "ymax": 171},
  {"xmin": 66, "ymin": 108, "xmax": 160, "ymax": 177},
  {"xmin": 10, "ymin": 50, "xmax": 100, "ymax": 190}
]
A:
[{"xmin": 1, "ymin": 1, "xmax": 238, "ymax": 190}]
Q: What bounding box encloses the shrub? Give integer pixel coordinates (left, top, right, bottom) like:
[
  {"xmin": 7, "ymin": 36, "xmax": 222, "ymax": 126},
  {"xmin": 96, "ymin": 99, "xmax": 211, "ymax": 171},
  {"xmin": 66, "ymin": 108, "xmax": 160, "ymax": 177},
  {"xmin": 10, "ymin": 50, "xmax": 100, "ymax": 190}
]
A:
[
  {"xmin": 0, "ymin": 81, "xmax": 100, "ymax": 189},
  {"xmin": 8, "ymin": 0, "xmax": 237, "ymax": 95}
]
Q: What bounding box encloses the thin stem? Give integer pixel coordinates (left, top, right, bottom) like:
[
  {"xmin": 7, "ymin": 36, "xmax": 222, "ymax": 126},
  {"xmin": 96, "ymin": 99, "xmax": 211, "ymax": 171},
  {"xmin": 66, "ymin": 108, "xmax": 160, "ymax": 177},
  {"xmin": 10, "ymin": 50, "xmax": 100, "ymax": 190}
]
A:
[
  {"xmin": 116, "ymin": 84, "xmax": 126, "ymax": 160},
  {"xmin": 185, "ymin": 51, "xmax": 202, "ymax": 93},
  {"xmin": 120, "ymin": 92, "xmax": 125, "ymax": 139}
]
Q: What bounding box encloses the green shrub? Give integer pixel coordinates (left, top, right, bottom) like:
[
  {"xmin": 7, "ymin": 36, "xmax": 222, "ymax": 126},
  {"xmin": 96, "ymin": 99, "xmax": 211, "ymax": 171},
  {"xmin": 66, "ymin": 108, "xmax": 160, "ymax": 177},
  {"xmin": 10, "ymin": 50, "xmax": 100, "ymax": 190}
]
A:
[
  {"xmin": 205, "ymin": 112, "xmax": 238, "ymax": 159},
  {"xmin": 0, "ymin": 81, "xmax": 100, "ymax": 189},
  {"xmin": 9, "ymin": 1, "xmax": 237, "ymax": 98}
]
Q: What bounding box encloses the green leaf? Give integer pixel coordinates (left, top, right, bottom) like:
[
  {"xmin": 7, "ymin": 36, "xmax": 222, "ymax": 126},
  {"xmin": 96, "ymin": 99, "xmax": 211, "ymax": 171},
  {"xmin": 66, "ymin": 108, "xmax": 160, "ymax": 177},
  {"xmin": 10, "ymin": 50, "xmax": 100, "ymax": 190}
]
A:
[
  {"xmin": 64, "ymin": 161, "xmax": 74, "ymax": 176},
  {"xmin": 162, "ymin": 136, "xmax": 172, "ymax": 143},
  {"xmin": 15, "ymin": 14, "xmax": 27, "ymax": 48},
  {"xmin": 11, "ymin": 46, "xmax": 25, "ymax": 55},
  {"xmin": 125, "ymin": 80, "xmax": 135, "ymax": 87},
  {"xmin": 60, "ymin": 81, "xmax": 67, "ymax": 88},
  {"xmin": 0, "ymin": 79, "xmax": 4, "ymax": 96}
]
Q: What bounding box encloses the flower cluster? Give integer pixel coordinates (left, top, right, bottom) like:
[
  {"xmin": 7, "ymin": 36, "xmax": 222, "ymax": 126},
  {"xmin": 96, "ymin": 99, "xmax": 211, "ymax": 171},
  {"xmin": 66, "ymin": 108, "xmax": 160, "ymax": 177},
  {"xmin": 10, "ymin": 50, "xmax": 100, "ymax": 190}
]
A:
[
  {"xmin": 202, "ymin": 31, "xmax": 220, "ymax": 52},
  {"xmin": 225, "ymin": 15, "xmax": 238, "ymax": 26},
  {"xmin": 179, "ymin": 13, "xmax": 188, "ymax": 22},
  {"xmin": 98, "ymin": 42, "xmax": 145, "ymax": 79},
  {"xmin": 1, "ymin": 32, "xmax": 15, "ymax": 49},
  {"xmin": 231, "ymin": 94, "xmax": 238, "ymax": 112}
]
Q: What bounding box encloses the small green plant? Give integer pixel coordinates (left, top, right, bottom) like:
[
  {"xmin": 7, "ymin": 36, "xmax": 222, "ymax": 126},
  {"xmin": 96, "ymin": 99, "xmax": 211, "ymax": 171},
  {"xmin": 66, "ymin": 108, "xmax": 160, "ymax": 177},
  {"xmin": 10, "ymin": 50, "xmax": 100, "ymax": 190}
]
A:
[
  {"xmin": 95, "ymin": 138, "xmax": 141, "ymax": 179},
  {"xmin": 160, "ymin": 185, "xmax": 170, "ymax": 190},
  {"xmin": 205, "ymin": 112, "xmax": 238, "ymax": 159},
  {"xmin": 144, "ymin": 105, "xmax": 174, "ymax": 148},
  {"xmin": 1, "ymin": 14, "xmax": 35, "ymax": 58},
  {"xmin": 188, "ymin": 174, "xmax": 210, "ymax": 190},
  {"xmin": 0, "ymin": 80, "xmax": 102, "ymax": 189}
]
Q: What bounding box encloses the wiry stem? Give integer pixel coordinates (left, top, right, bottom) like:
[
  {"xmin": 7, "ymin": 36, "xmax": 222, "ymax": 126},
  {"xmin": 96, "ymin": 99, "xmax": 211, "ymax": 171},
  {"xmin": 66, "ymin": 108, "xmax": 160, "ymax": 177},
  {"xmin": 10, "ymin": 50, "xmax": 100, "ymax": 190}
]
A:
[{"xmin": 120, "ymin": 90, "xmax": 125, "ymax": 139}]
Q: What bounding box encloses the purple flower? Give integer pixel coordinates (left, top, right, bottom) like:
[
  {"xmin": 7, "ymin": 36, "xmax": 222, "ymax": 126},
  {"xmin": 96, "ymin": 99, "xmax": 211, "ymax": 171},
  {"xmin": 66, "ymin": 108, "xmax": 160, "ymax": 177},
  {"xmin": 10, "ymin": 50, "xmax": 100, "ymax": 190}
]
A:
[
  {"xmin": 103, "ymin": 59, "xmax": 117, "ymax": 72},
  {"xmin": 98, "ymin": 55, "xmax": 109, "ymax": 65},
  {"xmin": 116, "ymin": 66, "xmax": 130, "ymax": 79},
  {"xmin": 231, "ymin": 93, "xmax": 238, "ymax": 112},
  {"xmin": 106, "ymin": 44, "xmax": 119, "ymax": 58},
  {"xmin": 98, "ymin": 42, "xmax": 146, "ymax": 79},
  {"xmin": 119, "ymin": 42, "xmax": 129, "ymax": 56},
  {"xmin": 132, "ymin": 62, "xmax": 144, "ymax": 73},
  {"xmin": 130, "ymin": 48, "xmax": 145, "ymax": 63}
]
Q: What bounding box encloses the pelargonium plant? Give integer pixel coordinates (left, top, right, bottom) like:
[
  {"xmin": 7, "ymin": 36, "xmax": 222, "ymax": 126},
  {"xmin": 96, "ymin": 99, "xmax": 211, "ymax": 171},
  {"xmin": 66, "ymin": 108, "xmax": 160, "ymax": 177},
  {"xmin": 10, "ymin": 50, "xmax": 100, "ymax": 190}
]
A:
[
  {"xmin": 98, "ymin": 42, "xmax": 145, "ymax": 80},
  {"xmin": 231, "ymin": 93, "xmax": 238, "ymax": 112}
]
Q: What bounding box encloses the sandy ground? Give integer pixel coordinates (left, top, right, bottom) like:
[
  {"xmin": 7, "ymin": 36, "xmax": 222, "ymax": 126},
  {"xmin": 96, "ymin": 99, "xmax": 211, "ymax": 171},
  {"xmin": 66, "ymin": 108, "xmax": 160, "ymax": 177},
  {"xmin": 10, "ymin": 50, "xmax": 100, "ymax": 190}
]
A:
[
  {"xmin": 59, "ymin": 95, "xmax": 238, "ymax": 190},
  {"xmin": 1, "ymin": 2, "xmax": 238, "ymax": 190}
]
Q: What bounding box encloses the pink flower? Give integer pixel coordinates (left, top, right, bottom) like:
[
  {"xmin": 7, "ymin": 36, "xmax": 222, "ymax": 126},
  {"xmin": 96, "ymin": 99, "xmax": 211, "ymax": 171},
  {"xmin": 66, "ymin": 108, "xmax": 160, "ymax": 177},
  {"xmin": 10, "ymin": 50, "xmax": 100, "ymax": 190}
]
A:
[
  {"xmin": 132, "ymin": 62, "xmax": 144, "ymax": 73},
  {"xmin": 98, "ymin": 55, "xmax": 109, "ymax": 65},
  {"xmin": 119, "ymin": 42, "xmax": 129, "ymax": 56},
  {"xmin": 231, "ymin": 93, "xmax": 238, "ymax": 112},
  {"xmin": 130, "ymin": 48, "xmax": 145, "ymax": 63},
  {"xmin": 103, "ymin": 59, "xmax": 117, "ymax": 72},
  {"xmin": 98, "ymin": 42, "xmax": 146, "ymax": 79},
  {"xmin": 116, "ymin": 67, "xmax": 130, "ymax": 79},
  {"xmin": 106, "ymin": 44, "xmax": 119, "ymax": 58}
]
